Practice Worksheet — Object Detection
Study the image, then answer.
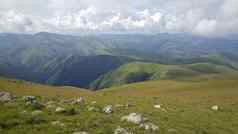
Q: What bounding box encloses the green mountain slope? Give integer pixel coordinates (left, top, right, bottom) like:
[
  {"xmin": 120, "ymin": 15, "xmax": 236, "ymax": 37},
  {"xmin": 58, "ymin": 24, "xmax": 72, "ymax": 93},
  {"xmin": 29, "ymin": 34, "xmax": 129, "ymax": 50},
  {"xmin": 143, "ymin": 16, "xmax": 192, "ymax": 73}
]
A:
[
  {"xmin": 1, "ymin": 77, "xmax": 238, "ymax": 134},
  {"xmin": 90, "ymin": 62, "xmax": 237, "ymax": 89}
]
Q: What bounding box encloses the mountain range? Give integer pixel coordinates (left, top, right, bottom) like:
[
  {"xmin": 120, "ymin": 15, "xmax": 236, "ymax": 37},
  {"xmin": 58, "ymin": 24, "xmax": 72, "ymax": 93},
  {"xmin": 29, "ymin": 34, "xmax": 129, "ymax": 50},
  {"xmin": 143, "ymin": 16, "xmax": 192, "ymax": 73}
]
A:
[{"xmin": 0, "ymin": 32, "xmax": 238, "ymax": 89}]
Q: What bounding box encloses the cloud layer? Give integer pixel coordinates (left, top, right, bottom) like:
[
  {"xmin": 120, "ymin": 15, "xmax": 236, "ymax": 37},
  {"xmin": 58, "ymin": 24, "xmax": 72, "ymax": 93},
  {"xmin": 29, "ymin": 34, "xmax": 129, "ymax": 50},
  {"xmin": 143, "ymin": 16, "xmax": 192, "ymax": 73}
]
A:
[{"xmin": 0, "ymin": 0, "xmax": 237, "ymax": 36}]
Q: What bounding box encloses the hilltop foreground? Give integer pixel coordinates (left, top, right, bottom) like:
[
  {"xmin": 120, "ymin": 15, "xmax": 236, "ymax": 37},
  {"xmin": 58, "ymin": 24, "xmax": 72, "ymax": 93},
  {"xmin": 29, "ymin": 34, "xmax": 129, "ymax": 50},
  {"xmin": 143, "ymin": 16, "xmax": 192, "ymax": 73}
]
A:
[{"xmin": 0, "ymin": 77, "xmax": 238, "ymax": 134}]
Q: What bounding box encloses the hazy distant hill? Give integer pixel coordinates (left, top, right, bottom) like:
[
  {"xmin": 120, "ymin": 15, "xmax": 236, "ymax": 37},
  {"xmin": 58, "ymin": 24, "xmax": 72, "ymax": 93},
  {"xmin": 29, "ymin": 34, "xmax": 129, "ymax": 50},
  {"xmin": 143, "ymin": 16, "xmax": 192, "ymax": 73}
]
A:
[{"xmin": 0, "ymin": 32, "xmax": 238, "ymax": 89}]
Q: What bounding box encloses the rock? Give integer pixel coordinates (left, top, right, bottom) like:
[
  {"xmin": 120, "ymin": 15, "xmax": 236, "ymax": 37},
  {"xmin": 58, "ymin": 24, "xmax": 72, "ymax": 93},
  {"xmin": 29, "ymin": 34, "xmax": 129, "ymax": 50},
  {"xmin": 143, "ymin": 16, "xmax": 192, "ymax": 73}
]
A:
[
  {"xmin": 114, "ymin": 126, "xmax": 131, "ymax": 134},
  {"xmin": 22, "ymin": 96, "xmax": 36, "ymax": 102},
  {"xmin": 154, "ymin": 105, "xmax": 161, "ymax": 109},
  {"xmin": 26, "ymin": 100, "xmax": 45, "ymax": 109},
  {"xmin": 55, "ymin": 107, "xmax": 66, "ymax": 113},
  {"xmin": 121, "ymin": 113, "xmax": 145, "ymax": 124},
  {"xmin": 72, "ymin": 132, "xmax": 89, "ymax": 134},
  {"xmin": 115, "ymin": 104, "xmax": 125, "ymax": 108},
  {"xmin": 51, "ymin": 121, "xmax": 65, "ymax": 127},
  {"xmin": 31, "ymin": 110, "xmax": 44, "ymax": 116},
  {"xmin": 168, "ymin": 128, "xmax": 178, "ymax": 134},
  {"xmin": 72, "ymin": 97, "xmax": 85, "ymax": 105},
  {"xmin": 46, "ymin": 104, "xmax": 56, "ymax": 110},
  {"xmin": 91, "ymin": 101, "xmax": 97, "ymax": 105},
  {"xmin": 0, "ymin": 91, "xmax": 13, "ymax": 102},
  {"xmin": 103, "ymin": 105, "xmax": 113, "ymax": 114},
  {"xmin": 46, "ymin": 101, "xmax": 56, "ymax": 105},
  {"xmin": 211, "ymin": 105, "xmax": 219, "ymax": 111},
  {"xmin": 140, "ymin": 122, "xmax": 159, "ymax": 131},
  {"xmin": 87, "ymin": 106, "xmax": 99, "ymax": 112}
]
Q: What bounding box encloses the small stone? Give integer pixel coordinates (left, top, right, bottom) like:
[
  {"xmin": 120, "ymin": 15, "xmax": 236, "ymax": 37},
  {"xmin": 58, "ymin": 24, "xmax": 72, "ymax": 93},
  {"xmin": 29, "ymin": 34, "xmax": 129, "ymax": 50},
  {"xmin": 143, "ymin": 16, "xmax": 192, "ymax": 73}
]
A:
[
  {"xmin": 140, "ymin": 122, "xmax": 159, "ymax": 131},
  {"xmin": 103, "ymin": 105, "xmax": 113, "ymax": 114},
  {"xmin": 72, "ymin": 97, "xmax": 85, "ymax": 105},
  {"xmin": 168, "ymin": 128, "xmax": 178, "ymax": 134},
  {"xmin": 22, "ymin": 96, "xmax": 36, "ymax": 102},
  {"xmin": 154, "ymin": 105, "xmax": 161, "ymax": 109},
  {"xmin": 121, "ymin": 113, "xmax": 145, "ymax": 124},
  {"xmin": 114, "ymin": 126, "xmax": 131, "ymax": 134},
  {"xmin": 31, "ymin": 110, "xmax": 44, "ymax": 116},
  {"xmin": 55, "ymin": 107, "xmax": 66, "ymax": 113},
  {"xmin": 91, "ymin": 101, "xmax": 97, "ymax": 105},
  {"xmin": 51, "ymin": 121, "xmax": 65, "ymax": 127},
  {"xmin": 115, "ymin": 104, "xmax": 124, "ymax": 108},
  {"xmin": 46, "ymin": 101, "xmax": 56, "ymax": 105},
  {"xmin": 46, "ymin": 104, "xmax": 56, "ymax": 110},
  {"xmin": 26, "ymin": 100, "xmax": 45, "ymax": 110},
  {"xmin": 211, "ymin": 105, "xmax": 219, "ymax": 111},
  {"xmin": 0, "ymin": 91, "xmax": 13, "ymax": 102},
  {"xmin": 72, "ymin": 132, "xmax": 89, "ymax": 134},
  {"xmin": 87, "ymin": 106, "xmax": 99, "ymax": 112}
]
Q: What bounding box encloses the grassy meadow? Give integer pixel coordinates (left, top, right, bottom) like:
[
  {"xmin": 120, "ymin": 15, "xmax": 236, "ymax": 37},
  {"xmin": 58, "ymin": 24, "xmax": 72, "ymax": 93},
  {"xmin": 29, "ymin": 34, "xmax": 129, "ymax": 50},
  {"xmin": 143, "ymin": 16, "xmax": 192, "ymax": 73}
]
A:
[{"xmin": 0, "ymin": 77, "xmax": 238, "ymax": 134}]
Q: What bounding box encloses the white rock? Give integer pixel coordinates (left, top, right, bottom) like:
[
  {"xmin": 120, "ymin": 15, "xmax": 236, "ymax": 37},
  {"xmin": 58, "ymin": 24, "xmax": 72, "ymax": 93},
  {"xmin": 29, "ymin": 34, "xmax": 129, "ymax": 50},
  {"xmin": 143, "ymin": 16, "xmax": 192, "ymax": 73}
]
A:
[
  {"xmin": 0, "ymin": 91, "xmax": 12, "ymax": 102},
  {"xmin": 87, "ymin": 106, "xmax": 99, "ymax": 112},
  {"xmin": 51, "ymin": 121, "xmax": 65, "ymax": 127},
  {"xmin": 31, "ymin": 110, "xmax": 43, "ymax": 116},
  {"xmin": 211, "ymin": 105, "xmax": 219, "ymax": 111},
  {"xmin": 154, "ymin": 105, "xmax": 161, "ymax": 109},
  {"xmin": 72, "ymin": 97, "xmax": 85, "ymax": 104},
  {"xmin": 121, "ymin": 113, "xmax": 145, "ymax": 124},
  {"xmin": 22, "ymin": 96, "xmax": 36, "ymax": 102},
  {"xmin": 114, "ymin": 127, "xmax": 131, "ymax": 134},
  {"xmin": 115, "ymin": 104, "xmax": 124, "ymax": 108},
  {"xmin": 72, "ymin": 132, "xmax": 89, "ymax": 134},
  {"xmin": 103, "ymin": 105, "xmax": 113, "ymax": 114},
  {"xmin": 91, "ymin": 101, "xmax": 97, "ymax": 105},
  {"xmin": 55, "ymin": 107, "xmax": 66, "ymax": 113},
  {"xmin": 168, "ymin": 128, "xmax": 178, "ymax": 134},
  {"xmin": 140, "ymin": 122, "xmax": 159, "ymax": 131}
]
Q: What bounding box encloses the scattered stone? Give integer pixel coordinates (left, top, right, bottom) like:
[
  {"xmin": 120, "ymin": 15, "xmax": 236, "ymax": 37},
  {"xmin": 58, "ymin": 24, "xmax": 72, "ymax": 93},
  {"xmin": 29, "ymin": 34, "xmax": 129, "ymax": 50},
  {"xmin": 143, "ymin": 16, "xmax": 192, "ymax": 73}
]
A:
[
  {"xmin": 91, "ymin": 101, "xmax": 97, "ymax": 105},
  {"xmin": 139, "ymin": 122, "xmax": 159, "ymax": 131},
  {"xmin": 121, "ymin": 113, "xmax": 146, "ymax": 124},
  {"xmin": 87, "ymin": 106, "xmax": 99, "ymax": 112},
  {"xmin": 46, "ymin": 101, "xmax": 56, "ymax": 105},
  {"xmin": 114, "ymin": 126, "xmax": 131, "ymax": 134},
  {"xmin": 46, "ymin": 104, "xmax": 56, "ymax": 110},
  {"xmin": 154, "ymin": 104, "xmax": 161, "ymax": 109},
  {"xmin": 211, "ymin": 105, "xmax": 219, "ymax": 111},
  {"xmin": 115, "ymin": 104, "xmax": 125, "ymax": 108},
  {"xmin": 55, "ymin": 107, "xmax": 67, "ymax": 113},
  {"xmin": 63, "ymin": 97, "xmax": 85, "ymax": 105},
  {"xmin": 72, "ymin": 132, "xmax": 89, "ymax": 134},
  {"xmin": 168, "ymin": 128, "xmax": 178, "ymax": 134},
  {"xmin": 103, "ymin": 105, "xmax": 113, "ymax": 114},
  {"xmin": 72, "ymin": 97, "xmax": 85, "ymax": 105},
  {"xmin": 51, "ymin": 121, "xmax": 65, "ymax": 127},
  {"xmin": 26, "ymin": 100, "xmax": 45, "ymax": 109},
  {"xmin": 0, "ymin": 91, "xmax": 13, "ymax": 103},
  {"xmin": 31, "ymin": 110, "xmax": 44, "ymax": 116},
  {"xmin": 22, "ymin": 96, "xmax": 36, "ymax": 102}
]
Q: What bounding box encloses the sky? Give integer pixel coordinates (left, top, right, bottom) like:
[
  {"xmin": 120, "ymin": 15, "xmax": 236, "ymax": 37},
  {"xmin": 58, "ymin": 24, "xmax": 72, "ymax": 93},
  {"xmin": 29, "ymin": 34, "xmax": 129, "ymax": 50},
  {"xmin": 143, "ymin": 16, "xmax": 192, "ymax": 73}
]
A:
[{"xmin": 0, "ymin": 0, "xmax": 237, "ymax": 37}]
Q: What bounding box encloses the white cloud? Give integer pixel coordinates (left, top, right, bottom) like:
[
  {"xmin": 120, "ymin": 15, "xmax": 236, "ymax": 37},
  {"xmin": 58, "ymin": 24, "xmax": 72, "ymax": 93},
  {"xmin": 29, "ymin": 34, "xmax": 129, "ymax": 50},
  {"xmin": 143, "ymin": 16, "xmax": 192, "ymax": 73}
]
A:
[
  {"xmin": 194, "ymin": 19, "xmax": 217, "ymax": 36},
  {"xmin": 0, "ymin": 0, "xmax": 237, "ymax": 36}
]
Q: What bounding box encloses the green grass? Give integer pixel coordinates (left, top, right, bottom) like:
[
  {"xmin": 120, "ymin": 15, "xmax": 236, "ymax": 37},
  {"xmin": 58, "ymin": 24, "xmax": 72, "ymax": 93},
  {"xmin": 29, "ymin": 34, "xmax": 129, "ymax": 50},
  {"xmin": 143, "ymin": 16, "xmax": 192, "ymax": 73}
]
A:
[
  {"xmin": 1, "ymin": 77, "xmax": 238, "ymax": 134},
  {"xmin": 90, "ymin": 62, "xmax": 237, "ymax": 89}
]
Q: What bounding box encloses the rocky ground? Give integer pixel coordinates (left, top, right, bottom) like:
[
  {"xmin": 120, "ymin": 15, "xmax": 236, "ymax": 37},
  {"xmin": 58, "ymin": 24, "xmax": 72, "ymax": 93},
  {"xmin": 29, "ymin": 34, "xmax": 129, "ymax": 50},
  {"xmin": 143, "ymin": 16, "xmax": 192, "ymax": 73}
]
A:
[{"xmin": 0, "ymin": 79, "xmax": 238, "ymax": 134}]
